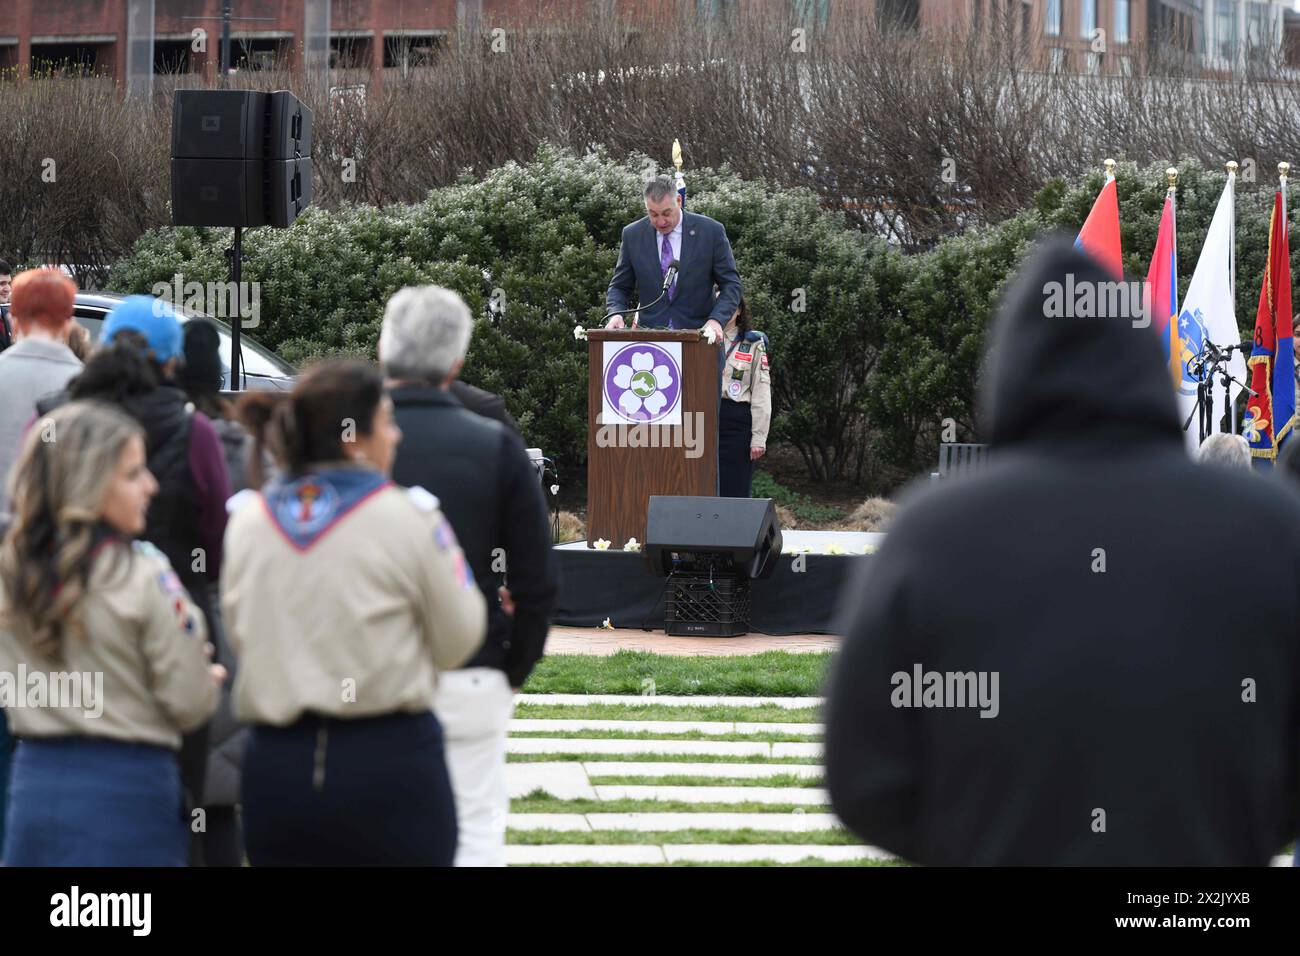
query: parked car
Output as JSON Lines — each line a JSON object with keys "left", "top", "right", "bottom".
{"left": 73, "top": 292, "right": 296, "bottom": 391}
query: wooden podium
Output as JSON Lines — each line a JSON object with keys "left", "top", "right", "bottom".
{"left": 586, "top": 329, "right": 718, "bottom": 549}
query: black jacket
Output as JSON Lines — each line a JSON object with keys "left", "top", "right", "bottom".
{"left": 825, "top": 237, "right": 1300, "bottom": 866}
{"left": 389, "top": 384, "right": 557, "bottom": 687}
{"left": 450, "top": 379, "right": 520, "bottom": 434}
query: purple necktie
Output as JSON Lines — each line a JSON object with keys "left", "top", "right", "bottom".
{"left": 661, "top": 233, "right": 676, "bottom": 329}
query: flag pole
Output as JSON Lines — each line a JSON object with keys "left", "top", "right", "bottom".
{"left": 1226, "top": 161, "right": 1237, "bottom": 309}
{"left": 1281, "top": 162, "right": 1290, "bottom": 238}
{"left": 672, "top": 138, "right": 686, "bottom": 211}
{"left": 1167, "top": 166, "right": 1180, "bottom": 388}
{"left": 1226, "top": 161, "right": 1239, "bottom": 434}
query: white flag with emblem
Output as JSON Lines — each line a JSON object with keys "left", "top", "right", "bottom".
{"left": 1176, "top": 175, "right": 1243, "bottom": 452}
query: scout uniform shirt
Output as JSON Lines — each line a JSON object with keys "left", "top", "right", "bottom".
{"left": 721, "top": 328, "right": 773, "bottom": 448}
{"left": 221, "top": 465, "right": 487, "bottom": 727}
{"left": 0, "top": 538, "right": 217, "bottom": 750}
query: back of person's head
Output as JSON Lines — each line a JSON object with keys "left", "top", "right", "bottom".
{"left": 237, "top": 359, "right": 384, "bottom": 485}
{"left": 982, "top": 236, "right": 1181, "bottom": 453}
{"left": 1276, "top": 434, "right": 1300, "bottom": 487}
{"left": 179, "top": 318, "right": 225, "bottom": 415}
{"left": 67, "top": 330, "right": 160, "bottom": 405}
{"left": 378, "top": 285, "right": 473, "bottom": 385}
{"left": 101, "top": 295, "right": 183, "bottom": 371}
{"left": 1197, "top": 432, "right": 1252, "bottom": 470}
{"left": 734, "top": 295, "right": 751, "bottom": 335}
{"left": 0, "top": 401, "right": 144, "bottom": 660}
{"left": 65, "top": 322, "right": 91, "bottom": 362}
{"left": 9, "top": 268, "right": 76, "bottom": 336}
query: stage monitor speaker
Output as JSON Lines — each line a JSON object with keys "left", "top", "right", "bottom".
{"left": 644, "top": 496, "right": 783, "bottom": 580}
{"left": 171, "top": 90, "right": 314, "bottom": 228}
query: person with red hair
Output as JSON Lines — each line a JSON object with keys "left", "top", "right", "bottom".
{"left": 0, "top": 266, "right": 83, "bottom": 857}
{"left": 0, "top": 268, "right": 83, "bottom": 514}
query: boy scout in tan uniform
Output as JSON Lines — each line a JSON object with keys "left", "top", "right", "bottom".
{"left": 719, "top": 327, "right": 773, "bottom": 496}
{"left": 721, "top": 329, "right": 773, "bottom": 449}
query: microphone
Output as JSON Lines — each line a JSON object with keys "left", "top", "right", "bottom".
{"left": 662, "top": 259, "right": 680, "bottom": 292}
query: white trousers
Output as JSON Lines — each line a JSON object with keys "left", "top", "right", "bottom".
{"left": 432, "top": 667, "right": 515, "bottom": 867}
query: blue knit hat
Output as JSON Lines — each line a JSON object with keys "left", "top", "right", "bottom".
{"left": 102, "top": 295, "right": 183, "bottom": 363}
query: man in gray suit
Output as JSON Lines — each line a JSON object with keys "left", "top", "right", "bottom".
{"left": 605, "top": 176, "right": 742, "bottom": 338}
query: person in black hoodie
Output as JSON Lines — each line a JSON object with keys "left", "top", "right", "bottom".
{"left": 825, "top": 236, "right": 1300, "bottom": 866}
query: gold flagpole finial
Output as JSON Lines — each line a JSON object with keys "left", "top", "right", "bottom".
{"left": 1103, "top": 158, "right": 1115, "bottom": 179}
{"left": 1279, "top": 161, "right": 1290, "bottom": 179}
{"left": 1225, "top": 160, "right": 1239, "bottom": 176}
{"left": 1165, "top": 167, "right": 1178, "bottom": 190}
{"left": 672, "top": 139, "right": 683, "bottom": 173}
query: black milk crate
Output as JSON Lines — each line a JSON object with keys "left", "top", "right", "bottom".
{"left": 664, "top": 573, "right": 750, "bottom": 637}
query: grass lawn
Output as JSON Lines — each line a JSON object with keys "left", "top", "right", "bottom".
{"left": 511, "top": 859, "right": 905, "bottom": 867}
{"left": 507, "top": 752, "right": 822, "bottom": 765}
{"left": 512, "top": 795, "right": 830, "bottom": 814}
{"left": 508, "top": 728, "right": 819, "bottom": 743}
{"left": 584, "top": 774, "right": 823, "bottom": 788}
{"left": 522, "top": 650, "right": 832, "bottom": 697}
{"left": 512, "top": 702, "right": 822, "bottom": 723}
{"left": 507, "top": 828, "right": 856, "bottom": 845}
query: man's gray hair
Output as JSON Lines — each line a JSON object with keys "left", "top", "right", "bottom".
{"left": 379, "top": 285, "right": 474, "bottom": 384}
{"left": 645, "top": 175, "right": 676, "bottom": 202}
{"left": 1197, "top": 432, "right": 1252, "bottom": 470}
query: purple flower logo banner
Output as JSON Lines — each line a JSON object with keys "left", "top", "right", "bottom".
{"left": 601, "top": 342, "right": 683, "bottom": 425}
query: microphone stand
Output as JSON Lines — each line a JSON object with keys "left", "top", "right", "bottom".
{"left": 600, "top": 269, "right": 677, "bottom": 330}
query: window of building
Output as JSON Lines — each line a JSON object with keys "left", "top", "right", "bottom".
{"left": 1114, "top": 0, "right": 1130, "bottom": 44}
{"left": 1080, "top": 0, "right": 1097, "bottom": 38}
{"left": 1247, "top": 2, "right": 1267, "bottom": 48}
{"left": 1045, "top": 0, "right": 1061, "bottom": 36}
{"left": 697, "top": 0, "right": 738, "bottom": 21}
{"left": 793, "top": 0, "right": 831, "bottom": 30}
{"left": 877, "top": 0, "right": 920, "bottom": 30}
{"left": 384, "top": 33, "right": 444, "bottom": 72}
{"left": 1216, "top": 0, "right": 1237, "bottom": 61}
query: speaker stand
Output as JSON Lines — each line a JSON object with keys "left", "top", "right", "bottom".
{"left": 226, "top": 225, "right": 244, "bottom": 391}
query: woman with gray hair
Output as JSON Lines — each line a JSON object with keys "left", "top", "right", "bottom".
{"left": 1196, "top": 432, "right": 1252, "bottom": 469}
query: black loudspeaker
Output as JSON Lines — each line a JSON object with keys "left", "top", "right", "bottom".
{"left": 644, "top": 496, "right": 783, "bottom": 580}
{"left": 171, "top": 90, "right": 313, "bottom": 228}
{"left": 172, "top": 90, "right": 268, "bottom": 159}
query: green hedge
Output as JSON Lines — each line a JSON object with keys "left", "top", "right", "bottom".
{"left": 108, "top": 150, "right": 1293, "bottom": 491}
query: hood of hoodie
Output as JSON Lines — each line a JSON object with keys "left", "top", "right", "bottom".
{"left": 981, "top": 235, "right": 1184, "bottom": 453}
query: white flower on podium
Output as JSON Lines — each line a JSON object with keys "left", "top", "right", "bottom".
{"left": 599, "top": 617, "right": 614, "bottom": 629}
{"left": 573, "top": 324, "right": 588, "bottom": 341}
{"left": 827, "top": 543, "right": 845, "bottom": 555}
{"left": 612, "top": 351, "right": 674, "bottom": 417}
{"left": 623, "top": 537, "right": 641, "bottom": 552}
{"left": 593, "top": 538, "right": 611, "bottom": 550}
{"left": 699, "top": 324, "right": 719, "bottom": 345}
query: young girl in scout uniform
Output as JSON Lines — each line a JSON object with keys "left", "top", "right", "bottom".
{"left": 226, "top": 360, "right": 486, "bottom": 866}
{"left": 719, "top": 296, "right": 773, "bottom": 497}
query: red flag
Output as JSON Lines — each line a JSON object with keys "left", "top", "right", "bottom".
{"left": 1076, "top": 178, "right": 1123, "bottom": 279}
{"left": 1245, "top": 191, "right": 1296, "bottom": 461}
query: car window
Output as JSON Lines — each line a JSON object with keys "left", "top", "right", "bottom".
{"left": 73, "top": 306, "right": 295, "bottom": 382}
